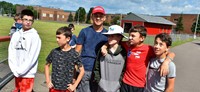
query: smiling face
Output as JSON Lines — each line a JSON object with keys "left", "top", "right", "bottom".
{"left": 91, "top": 13, "right": 106, "bottom": 26}
{"left": 154, "top": 37, "right": 169, "bottom": 58}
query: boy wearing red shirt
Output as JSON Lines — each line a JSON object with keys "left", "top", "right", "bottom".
{"left": 120, "top": 25, "right": 174, "bottom": 92}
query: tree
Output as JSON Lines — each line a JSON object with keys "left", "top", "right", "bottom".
{"left": 111, "top": 16, "right": 120, "bottom": 25}
{"left": 191, "top": 14, "right": 200, "bottom": 36}
{"left": 175, "top": 14, "right": 184, "bottom": 34}
{"left": 0, "top": 1, "right": 15, "bottom": 16}
{"left": 67, "top": 12, "right": 73, "bottom": 22}
{"left": 85, "top": 7, "right": 93, "bottom": 24}
{"left": 127, "top": 12, "right": 133, "bottom": 15}
{"left": 27, "top": 6, "right": 38, "bottom": 19}
{"left": 74, "top": 7, "right": 86, "bottom": 23}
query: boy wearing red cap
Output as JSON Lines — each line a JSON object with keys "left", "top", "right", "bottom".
{"left": 75, "top": 6, "right": 107, "bottom": 92}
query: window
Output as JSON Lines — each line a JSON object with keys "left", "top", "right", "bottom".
{"left": 57, "top": 15, "right": 59, "bottom": 18}
{"left": 42, "top": 13, "right": 46, "bottom": 17}
{"left": 49, "top": 14, "right": 53, "bottom": 18}
{"left": 174, "top": 18, "right": 178, "bottom": 22}
{"left": 62, "top": 15, "right": 65, "bottom": 18}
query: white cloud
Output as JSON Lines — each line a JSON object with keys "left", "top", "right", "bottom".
{"left": 1, "top": 0, "right": 200, "bottom": 15}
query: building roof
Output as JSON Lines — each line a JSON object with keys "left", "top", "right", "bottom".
{"left": 122, "top": 13, "right": 175, "bottom": 25}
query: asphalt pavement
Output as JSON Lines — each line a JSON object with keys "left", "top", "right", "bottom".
{"left": 171, "top": 40, "right": 200, "bottom": 92}
{"left": 1, "top": 40, "right": 200, "bottom": 92}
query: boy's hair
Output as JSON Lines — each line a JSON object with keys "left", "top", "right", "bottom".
{"left": 21, "top": 9, "right": 34, "bottom": 20}
{"left": 155, "top": 33, "right": 172, "bottom": 47}
{"left": 56, "top": 26, "right": 72, "bottom": 38}
{"left": 129, "top": 25, "right": 147, "bottom": 38}
{"left": 68, "top": 23, "right": 75, "bottom": 29}
{"left": 14, "top": 13, "right": 21, "bottom": 21}
{"left": 68, "top": 23, "right": 75, "bottom": 31}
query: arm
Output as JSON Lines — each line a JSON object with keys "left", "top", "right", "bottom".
{"left": 165, "top": 77, "right": 175, "bottom": 92}
{"left": 75, "top": 44, "right": 82, "bottom": 53}
{"left": 8, "top": 36, "right": 19, "bottom": 77}
{"left": 160, "top": 52, "right": 175, "bottom": 76}
{"left": 68, "top": 66, "right": 84, "bottom": 91}
{"left": 45, "top": 63, "right": 54, "bottom": 88}
{"left": 101, "top": 43, "right": 108, "bottom": 56}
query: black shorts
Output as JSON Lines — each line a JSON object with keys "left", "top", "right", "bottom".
{"left": 120, "top": 82, "right": 144, "bottom": 92}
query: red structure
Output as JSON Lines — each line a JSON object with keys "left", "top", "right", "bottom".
{"left": 121, "top": 13, "right": 175, "bottom": 35}
{"left": 0, "top": 36, "right": 11, "bottom": 42}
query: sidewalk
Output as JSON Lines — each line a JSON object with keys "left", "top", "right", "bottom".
{"left": 171, "top": 40, "right": 200, "bottom": 92}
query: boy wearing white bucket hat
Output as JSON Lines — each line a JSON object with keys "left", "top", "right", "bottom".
{"left": 93, "top": 25, "right": 127, "bottom": 92}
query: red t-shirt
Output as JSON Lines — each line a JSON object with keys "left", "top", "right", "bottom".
{"left": 122, "top": 42, "right": 154, "bottom": 87}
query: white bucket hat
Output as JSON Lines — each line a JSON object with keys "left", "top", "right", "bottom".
{"left": 103, "top": 25, "right": 127, "bottom": 38}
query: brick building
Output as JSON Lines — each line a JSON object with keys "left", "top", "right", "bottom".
{"left": 16, "top": 6, "right": 75, "bottom": 22}
{"left": 169, "top": 14, "right": 197, "bottom": 34}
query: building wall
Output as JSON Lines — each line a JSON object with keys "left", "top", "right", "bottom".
{"left": 144, "top": 22, "right": 172, "bottom": 35}
{"left": 121, "top": 20, "right": 172, "bottom": 35}
{"left": 17, "top": 6, "right": 75, "bottom": 22}
{"left": 170, "top": 14, "right": 197, "bottom": 34}
{"left": 121, "top": 20, "right": 144, "bottom": 33}
{"left": 105, "top": 14, "right": 126, "bottom": 24}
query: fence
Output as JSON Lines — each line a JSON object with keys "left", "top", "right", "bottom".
{"left": 0, "top": 36, "right": 14, "bottom": 90}
{"left": 144, "top": 34, "right": 194, "bottom": 45}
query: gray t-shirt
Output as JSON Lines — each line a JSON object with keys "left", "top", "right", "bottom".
{"left": 144, "top": 58, "right": 176, "bottom": 92}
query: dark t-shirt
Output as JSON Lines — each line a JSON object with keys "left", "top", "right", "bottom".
{"left": 76, "top": 25, "right": 108, "bottom": 71}
{"left": 46, "top": 47, "right": 82, "bottom": 90}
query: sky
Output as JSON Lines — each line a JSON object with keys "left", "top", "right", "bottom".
{"left": 2, "top": 0, "right": 200, "bottom": 16}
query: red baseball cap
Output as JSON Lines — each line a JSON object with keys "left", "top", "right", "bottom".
{"left": 92, "top": 6, "right": 105, "bottom": 14}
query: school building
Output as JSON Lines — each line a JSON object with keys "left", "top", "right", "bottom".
{"left": 16, "top": 5, "right": 76, "bottom": 22}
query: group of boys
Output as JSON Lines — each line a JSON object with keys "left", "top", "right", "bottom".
{"left": 8, "top": 6, "right": 176, "bottom": 92}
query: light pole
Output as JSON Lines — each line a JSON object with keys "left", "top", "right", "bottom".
{"left": 77, "top": 10, "right": 80, "bottom": 25}
{"left": 194, "top": 14, "right": 199, "bottom": 39}
{"left": 37, "top": 5, "right": 39, "bottom": 20}
{"left": 0, "top": 7, "right": 2, "bottom": 16}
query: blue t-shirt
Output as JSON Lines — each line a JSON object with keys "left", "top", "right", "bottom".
{"left": 77, "top": 25, "right": 108, "bottom": 71}
{"left": 69, "top": 34, "right": 77, "bottom": 46}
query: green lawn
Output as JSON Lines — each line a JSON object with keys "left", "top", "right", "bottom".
{"left": 0, "top": 16, "right": 86, "bottom": 72}
{"left": 0, "top": 16, "right": 196, "bottom": 73}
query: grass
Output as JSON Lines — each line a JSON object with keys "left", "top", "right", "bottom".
{"left": 0, "top": 16, "right": 86, "bottom": 72}
{"left": 0, "top": 16, "right": 196, "bottom": 73}
{"left": 171, "top": 38, "right": 194, "bottom": 47}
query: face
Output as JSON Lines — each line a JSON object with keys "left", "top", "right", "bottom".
{"left": 16, "top": 19, "right": 22, "bottom": 24}
{"left": 107, "top": 34, "right": 122, "bottom": 46}
{"left": 154, "top": 38, "right": 169, "bottom": 57}
{"left": 22, "top": 15, "right": 34, "bottom": 31}
{"left": 71, "top": 28, "right": 75, "bottom": 32}
{"left": 56, "top": 34, "right": 70, "bottom": 47}
{"left": 128, "top": 32, "right": 144, "bottom": 46}
{"left": 92, "top": 13, "right": 106, "bottom": 26}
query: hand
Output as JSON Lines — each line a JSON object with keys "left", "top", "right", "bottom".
{"left": 101, "top": 45, "right": 108, "bottom": 56}
{"left": 46, "top": 81, "right": 54, "bottom": 88}
{"left": 67, "top": 84, "right": 76, "bottom": 92}
{"left": 159, "top": 61, "right": 169, "bottom": 76}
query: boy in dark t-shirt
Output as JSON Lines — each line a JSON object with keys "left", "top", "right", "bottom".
{"left": 45, "top": 26, "right": 84, "bottom": 92}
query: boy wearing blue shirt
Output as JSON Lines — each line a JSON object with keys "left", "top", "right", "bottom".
{"left": 76, "top": 6, "right": 108, "bottom": 92}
